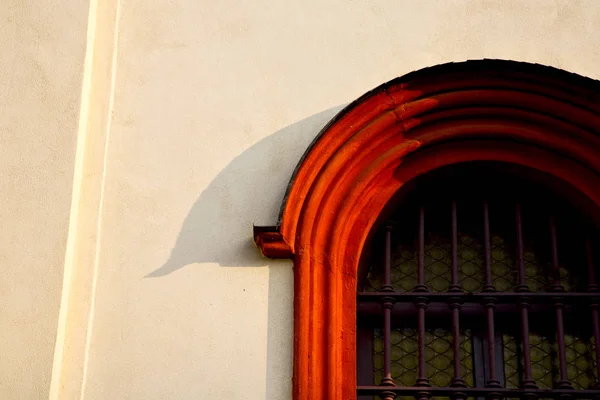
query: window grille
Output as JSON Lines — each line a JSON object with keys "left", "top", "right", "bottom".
{"left": 357, "top": 164, "right": 600, "bottom": 400}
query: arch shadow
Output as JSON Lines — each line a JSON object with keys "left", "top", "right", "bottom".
{"left": 146, "top": 105, "right": 345, "bottom": 399}
{"left": 148, "top": 105, "right": 344, "bottom": 276}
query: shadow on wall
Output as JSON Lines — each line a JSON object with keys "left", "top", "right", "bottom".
{"left": 147, "top": 105, "right": 345, "bottom": 276}
{"left": 145, "top": 106, "right": 345, "bottom": 399}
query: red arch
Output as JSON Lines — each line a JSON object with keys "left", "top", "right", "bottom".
{"left": 254, "top": 60, "right": 600, "bottom": 399}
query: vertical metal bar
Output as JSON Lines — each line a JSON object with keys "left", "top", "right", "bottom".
{"left": 587, "top": 239, "right": 598, "bottom": 292}
{"left": 446, "top": 201, "right": 465, "bottom": 400}
{"left": 383, "top": 225, "right": 391, "bottom": 384}
{"left": 483, "top": 200, "right": 494, "bottom": 292}
{"left": 592, "top": 304, "right": 600, "bottom": 390}
{"left": 482, "top": 200, "right": 501, "bottom": 390}
{"left": 549, "top": 216, "right": 572, "bottom": 390}
{"left": 549, "top": 216, "right": 564, "bottom": 291}
{"left": 586, "top": 238, "right": 600, "bottom": 388}
{"left": 472, "top": 333, "right": 486, "bottom": 389}
{"left": 415, "top": 297, "right": 431, "bottom": 400}
{"left": 450, "top": 304, "right": 465, "bottom": 387}
{"left": 493, "top": 333, "right": 506, "bottom": 386}
{"left": 519, "top": 305, "right": 535, "bottom": 387}
{"left": 414, "top": 207, "right": 430, "bottom": 399}
{"left": 416, "top": 302, "right": 429, "bottom": 387}
{"left": 382, "top": 310, "right": 392, "bottom": 386}
{"left": 450, "top": 200, "right": 460, "bottom": 292}
{"left": 515, "top": 204, "right": 536, "bottom": 390}
{"left": 380, "top": 223, "right": 395, "bottom": 395}
{"left": 484, "top": 300, "right": 500, "bottom": 388}
{"left": 516, "top": 204, "right": 527, "bottom": 290}
{"left": 591, "top": 302, "right": 600, "bottom": 391}
{"left": 449, "top": 200, "right": 466, "bottom": 398}
{"left": 416, "top": 206, "right": 427, "bottom": 292}
{"left": 555, "top": 303, "right": 572, "bottom": 389}
{"left": 383, "top": 223, "right": 393, "bottom": 293}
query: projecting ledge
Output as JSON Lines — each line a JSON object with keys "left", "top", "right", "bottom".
{"left": 253, "top": 225, "right": 293, "bottom": 259}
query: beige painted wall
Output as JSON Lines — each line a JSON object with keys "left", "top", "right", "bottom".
{"left": 5, "top": 1, "right": 600, "bottom": 399}
{"left": 0, "top": 1, "right": 89, "bottom": 399}
{"left": 75, "top": 1, "right": 600, "bottom": 399}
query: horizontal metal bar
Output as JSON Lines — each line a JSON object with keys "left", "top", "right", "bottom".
{"left": 358, "top": 291, "right": 600, "bottom": 303}
{"left": 356, "top": 385, "right": 600, "bottom": 398}
{"left": 357, "top": 301, "right": 590, "bottom": 330}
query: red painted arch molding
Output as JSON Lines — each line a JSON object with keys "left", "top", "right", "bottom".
{"left": 253, "top": 60, "right": 600, "bottom": 399}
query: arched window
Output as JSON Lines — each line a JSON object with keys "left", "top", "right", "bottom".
{"left": 254, "top": 60, "right": 600, "bottom": 399}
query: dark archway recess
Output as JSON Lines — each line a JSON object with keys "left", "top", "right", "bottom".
{"left": 253, "top": 60, "right": 600, "bottom": 400}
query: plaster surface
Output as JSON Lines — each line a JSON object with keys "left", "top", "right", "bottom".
{"left": 5, "top": 1, "right": 600, "bottom": 399}
{"left": 0, "top": 1, "right": 89, "bottom": 399}
{"left": 77, "top": 1, "right": 600, "bottom": 398}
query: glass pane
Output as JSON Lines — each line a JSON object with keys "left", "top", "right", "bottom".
{"left": 366, "top": 235, "right": 453, "bottom": 293}
{"left": 501, "top": 331, "right": 598, "bottom": 389}
{"left": 373, "top": 328, "right": 474, "bottom": 387}
{"left": 365, "top": 232, "right": 556, "bottom": 293}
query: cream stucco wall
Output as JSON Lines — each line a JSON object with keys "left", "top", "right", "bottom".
{"left": 0, "top": 1, "right": 89, "bottom": 399}
{"left": 4, "top": 1, "right": 600, "bottom": 399}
